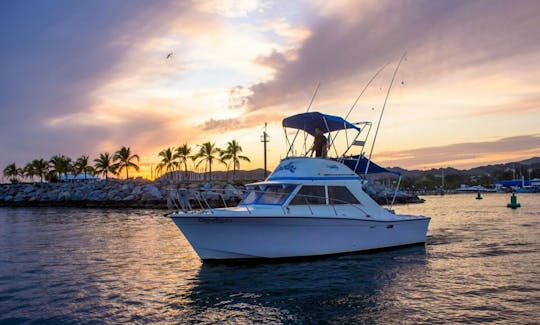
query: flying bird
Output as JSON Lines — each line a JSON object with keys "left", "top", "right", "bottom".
{"left": 166, "top": 52, "right": 173, "bottom": 59}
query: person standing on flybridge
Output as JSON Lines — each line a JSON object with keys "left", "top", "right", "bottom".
{"left": 309, "top": 126, "right": 327, "bottom": 158}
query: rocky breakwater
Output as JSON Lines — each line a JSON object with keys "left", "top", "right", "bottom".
{"left": 0, "top": 181, "right": 167, "bottom": 208}
{"left": 0, "top": 180, "right": 423, "bottom": 209}
{"left": 363, "top": 182, "right": 425, "bottom": 205}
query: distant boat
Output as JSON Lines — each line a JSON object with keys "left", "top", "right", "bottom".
{"left": 456, "top": 184, "right": 496, "bottom": 193}
{"left": 513, "top": 186, "right": 536, "bottom": 193}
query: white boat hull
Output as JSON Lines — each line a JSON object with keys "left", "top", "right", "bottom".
{"left": 172, "top": 215, "right": 430, "bottom": 260}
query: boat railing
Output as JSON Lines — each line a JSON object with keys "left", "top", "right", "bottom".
{"left": 167, "top": 188, "right": 371, "bottom": 218}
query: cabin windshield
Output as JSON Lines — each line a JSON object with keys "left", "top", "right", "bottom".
{"left": 240, "top": 184, "right": 296, "bottom": 205}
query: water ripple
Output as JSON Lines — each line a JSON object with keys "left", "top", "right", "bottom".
{"left": 1, "top": 194, "right": 539, "bottom": 324}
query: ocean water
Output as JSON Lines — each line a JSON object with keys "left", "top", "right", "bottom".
{"left": 0, "top": 193, "right": 539, "bottom": 324}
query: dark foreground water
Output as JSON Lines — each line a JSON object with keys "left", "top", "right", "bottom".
{"left": 1, "top": 194, "right": 539, "bottom": 324}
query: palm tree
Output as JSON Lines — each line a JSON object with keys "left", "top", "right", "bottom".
{"left": 193, "top": 142, "right": 222, "bottom": 181}
{"left": 74, "top": 155, "right": 94, "bottom": 180}
{"left": 220, "top": 140, "right": 251, "bottom": 180}
{"left": 175, "top": 144, "right": 192, "bottom": 180}
{"left": 155, "top": 147, "right": 178, "bottom": 178}
{"left": 94, "top": 152, "right": 115, "bottom": 181}
{"left": 23, "top": 162, "right": 36, "bottom": 181}
{"left": 3, "top": 163, "right": 20, "bottom": 183}
{"left": 49, "top": 155, "right": 72, "bottom": 181}
{"left": 32, "top": 159, "right": 49, "bottom": 182}
{"left": 113, "top": 146, "right": 140, "bottom": 179}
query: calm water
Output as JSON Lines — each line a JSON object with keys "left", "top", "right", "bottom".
{"left": 1, "top": 194, "right": 539, "bottom": 324}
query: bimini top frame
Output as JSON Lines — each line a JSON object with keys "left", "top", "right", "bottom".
{"left": 282, "top": 111, "right": 372, "bottom": 160}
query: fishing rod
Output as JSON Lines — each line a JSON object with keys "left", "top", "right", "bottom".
{"left": 364, "top": 52, "right": 407, "bottom": 177}
{"left": 345, "top": 61, "right": 391, "bottom": 120}
{"left": 330, "top": 60, "right": 392, "bottom": 151}
{"left": 285, "top": 82, "right": 321, "bottom": 157}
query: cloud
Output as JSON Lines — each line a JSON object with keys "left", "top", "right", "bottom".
{"left": 375, "top": 134, "right": 540, "bottom": 169}
{"left": 200, "top": 111, "right": 284, "bottom": 132}
{"left": 245, "top": 0, "right": 540, "bottom": 111}
{"left": 468, "top": 94, "right": 540, "bottom": 117}
{"left": 0, "top": 1, "right": 189, "bottom": 167}
{"left": 195, "top": 0, "right": 262, "bottom": 17}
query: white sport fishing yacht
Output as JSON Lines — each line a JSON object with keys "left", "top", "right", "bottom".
{"left": 170, "top": 112, "right": 430, "bottom": 261}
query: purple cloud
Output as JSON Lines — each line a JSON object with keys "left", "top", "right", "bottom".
{"left": 246, "top": 0, "right": 540, "bottom": 111}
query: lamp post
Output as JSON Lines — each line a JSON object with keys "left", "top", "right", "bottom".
{"left": 261, "top": 123, "right": 269, "bottom": 178}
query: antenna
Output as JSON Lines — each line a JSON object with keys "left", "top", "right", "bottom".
{"left": 261, "top": 122, "right": 269, "bottom": 178}
{"left": 364, "top": 52, "right": 407, "bottom": 177}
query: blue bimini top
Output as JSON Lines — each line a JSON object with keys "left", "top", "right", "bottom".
{"left": 282, "top": 112, "right": 361, "bottom": 136}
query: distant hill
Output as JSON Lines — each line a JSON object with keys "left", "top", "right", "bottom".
{"left": 157, "top": 157, "right": 539, "bottom": 190}
{"left": 386, "top": 157, "right": 540, "bottom": 177}
{"left": 380, "top": 156, "right": 540, "bottom": 191}
{"left": 516, "top": 157, "right": 540, "bottom": 165}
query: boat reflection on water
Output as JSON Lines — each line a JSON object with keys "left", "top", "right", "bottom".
{"left": 180, "top": 245, "right": 427, "bottom": 324}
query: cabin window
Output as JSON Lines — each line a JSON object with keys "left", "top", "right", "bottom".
{"left": 256, "top": 185, "right": 295, "bottom": 205}
{"left": 290, "top": 185, "right": 326, "bottom": 205}
{"left": 328, "top": 186, "right": 360, "bottom": 204}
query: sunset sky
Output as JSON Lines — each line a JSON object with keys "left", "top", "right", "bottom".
{"left": 1, "top": 0, "right": 539, "bottom": 179}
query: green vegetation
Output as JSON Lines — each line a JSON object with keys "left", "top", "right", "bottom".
{"left": 3, "top": 163, "right": 22, "bottom": 183}
{"left": 220, "top": 140, "right": 251, "bottom": 180}
{"left": 155, "top": 147, "right": 178, "bottom": 176}
{"left": 2, "top": 147, "right": 141, "bottom": 183}
{"left": 376, "top": 162, "right": 540, "bottom": 192}
{"left": 193, "top": 142, "right": 222, "bottom": 181}
{"left": 74, "top": 155, "right": 94, "bottom": 180}
{"left": 176, "top": 144, "right": 191, "bottom": 180}
{"left": 151, "top": 140, "right": 251, "bottom": 181}
{"left": 93, "top": 153, "right": 115, "bottom": 181}
{"left": 2, "top": 140, "right": 252, "bottom": 184}
{"left": 112, "top": 146, "right": 140, "bottom": 180}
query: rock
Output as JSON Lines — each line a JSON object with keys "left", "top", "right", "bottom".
{"left": 58, "top": 191, "right": 71, "bottom": 201}
{"left": 141, "top": 192, "right": 156, "bottom": 201}
{"left": 202, "top": 182, "right": 212, "bottom": 190}
{"left": 132, "top": 186, "right": 143, "bottom": 196}
{"left": 202, "top": 191, "right": 220, "bottom": 201}
{"left": 106, "top": 190, "right": 119, "bottom": 200}
{"left": 223, "top": 184, "right": 243, "bottom": 200}
{"left": 47, "top": 191, "right": 58, "bottom": 201}
{"left": 71, "top": 192, "right": 84, "bottom": 201}
{"left": 88, "top": 190, "right": 106, "bottom": 201}
{"left": 14, "top": 194, "right": 25, "bottom": 202}
{"left": 141, "top": 185, "right": 163, "bottom": 200}
{"left": 123, "top": 194, "right": 135, "bottom": 201}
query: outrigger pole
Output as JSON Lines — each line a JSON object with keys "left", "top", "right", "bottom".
{"left": 364, "top": 52, "right": 407, "bottom": 177}
{"left": 330, "top": 60, "right": 392, "bottom": 154}
{"left": 285, "top": 82, "right": 321, "bottom": 157}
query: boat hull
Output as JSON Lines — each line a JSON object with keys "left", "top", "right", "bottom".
{"left": 172, "top": 216, "right": 430, "bottom": 260}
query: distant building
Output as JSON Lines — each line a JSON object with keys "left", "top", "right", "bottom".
{"left": 59, "top": 173, "right": 100, "bottom": 182}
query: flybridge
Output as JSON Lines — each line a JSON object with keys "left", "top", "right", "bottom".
{"left": 281, "top": 111, "right": 396, "bottom": 177}
{"left": 267, "top": 157, "right": 359, "bottom": 182}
